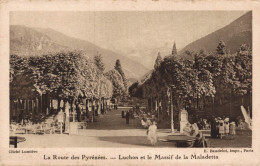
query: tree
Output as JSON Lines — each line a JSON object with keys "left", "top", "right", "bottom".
{"left": 233, "top": 44, "right": 252, "bottom": 104}
{"left": 114, "top": 59, "right": 127, "bottom": 90}
{"left": 172, "top": 42, "right": 177, "bottom": 56}
{"left": 137, "top": 50, "right": 216, "bottom": 111}
{"left": 154, "top": 52, "right": 162, "bottom": 70}
{"left": 94, "top": 53, "right": 105, "bottom": 73}
{"left": 105, "top": 69, "right": 126, "bottom": 98}
{"left": 216, "top": 40, "right": 227, "bottom": 55}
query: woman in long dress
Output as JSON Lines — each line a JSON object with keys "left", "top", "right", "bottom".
{"left": 147, "top": 121, "right": 157, "bottom": 146}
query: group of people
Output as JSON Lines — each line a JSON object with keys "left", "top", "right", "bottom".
{"left": 197, "top": 118, "right": 211, "bottom": 130}
{"left": 211, "top": 117, "right": 236, "bottom": 139}
{"left": 123, "top": 107, "right": 145, "bottom": 124}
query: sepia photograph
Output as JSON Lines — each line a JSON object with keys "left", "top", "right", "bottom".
{"left": 8, "top": 10, "right": 253, "bottom": 149}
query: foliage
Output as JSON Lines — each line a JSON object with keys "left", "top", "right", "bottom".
{"left": 216, "top": 40, "right": 227, "bottom": 55}
{"left": 172, "top": 42, "right": 177, "bottom": 56}
{"left": 10, "top": 51, "right": 113, "bottom": 101}
{"left": 154, "top": 52, "right": 162, "bottom": 70}
{"left": 114, "top": 59, "right": 127, "bottom": 90}
{"left": 130, "top": 42, "right": 252, "bottom": 111}
{"left": 94, "top": 53, "right": 105, "bottom": 73}
{"left": 105, "top": 69, "right": 126, "bottom": 98}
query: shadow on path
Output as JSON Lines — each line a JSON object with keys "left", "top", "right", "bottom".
{"left": 98, "top": 136, "right": 176, "bottom": 147}
{"left": 87, "top": 109, "right": 143, "bottom": 130}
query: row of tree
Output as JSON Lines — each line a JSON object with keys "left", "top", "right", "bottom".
{"left": 10, "top": 51, "right": 128, "bottom": 117}
{"left": 129, "top": 41, "right": 252, "bottom": 118}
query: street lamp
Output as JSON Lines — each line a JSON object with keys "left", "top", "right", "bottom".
{"left": 167, "top": 85, "right": 175, "bottom": 133}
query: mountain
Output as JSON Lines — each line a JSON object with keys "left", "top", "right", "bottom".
{"left": 10, "top": 25, "right": 69, "bottom": 55}
{"left": 125, "top": 43, "right": 172, "bottom": 70}
{"left": 10, "top": 25, "right": 149, "bottom": 79}
{"left": 179, "top": 12, "right": 252, "bottom": 57}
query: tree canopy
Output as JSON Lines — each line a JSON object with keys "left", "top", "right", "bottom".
{"left": 10, "top": 51, "right": 113, "bottom": 101}
{"left": 105, "top": 69, "right": 126, "bottom": 98}
{"left": 130, "top": 42, "right": 252, "bottom": 111}
{"left": 114, "top": 59, "right": 127, "bottom": 90}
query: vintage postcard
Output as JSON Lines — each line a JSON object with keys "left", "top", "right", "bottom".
{"left": 0, "top": 0, "right": 260, "bottom": 165}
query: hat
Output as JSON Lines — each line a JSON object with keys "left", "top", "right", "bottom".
{"left": 224, "top": 118, "right": 229, "bottom": 122}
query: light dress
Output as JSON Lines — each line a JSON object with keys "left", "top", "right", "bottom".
{"left": 147, "top": 124, "right": 157, "bottom": 145}
{"left": 229, "top": 123, "right": 236, "bottom": 135}
{"left": 224, "top": 122, "right": 229, "bottom": 134}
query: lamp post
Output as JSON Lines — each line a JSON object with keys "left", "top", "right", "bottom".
{"left": 168, "top": 85, "right": 175, "bottom": 133}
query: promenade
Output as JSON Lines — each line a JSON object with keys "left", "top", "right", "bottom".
{"left": 17, "top": 108, "right": 251, "bottom": 148}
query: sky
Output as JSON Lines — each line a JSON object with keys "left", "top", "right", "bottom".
{"left": 10, "top": 11, "right": 247, "bottom": 68}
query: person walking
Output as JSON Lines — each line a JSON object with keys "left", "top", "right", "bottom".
{"left": 126, "top": 111, "right": 130, "bottom": 124}
{"left": 147, "top": 121, "right": 157, "bottom": 146}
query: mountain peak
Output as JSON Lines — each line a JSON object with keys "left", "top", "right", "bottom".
{"left": 179, "top": 12, "right": 252, "bottom": 57}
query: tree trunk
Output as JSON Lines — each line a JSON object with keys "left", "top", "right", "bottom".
{"left": 86, "top": 99, "right": 89, "bottom": 117}
{"left": 50, "top": 98, "right": 53, "bottom": 113}
{"left": 230, "top": 90, "right": 232, "bottom": 117}
{"left": 40, "top": 95, "right": 43, "bottom": 113}
{"left": 17, "top": 99, "right": 19, "bottom": 116}
{"left": 15, "top": 99, "right": 19, "bottom": 116}
{"left": 212, "top": 97, "right": 214, "bottom": 113}
{"left": 26, "top": 100, "right": 28, "bottom": 113}
{"left": 31, "top": 100, "right": 35, "bottom": 117}
{"left": 197, "top": 94, "right": 199, "bottom": 109}
{"left": 57, "top": 98, "right": 61, "bottom": 111}
{"left": 70, "top": 99, "right": 74, "bottom": 112}
{"left": 35, "top": 97, "right": 38, "bottom": 115}
{"left": 151, "top": 96, "right": 153, "bottom": 112}
{"left": 10, "top": 100, "right": 13, "bottom": 119}
{"left": 46, "top": 92, "right": 50, "bottom": 113}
